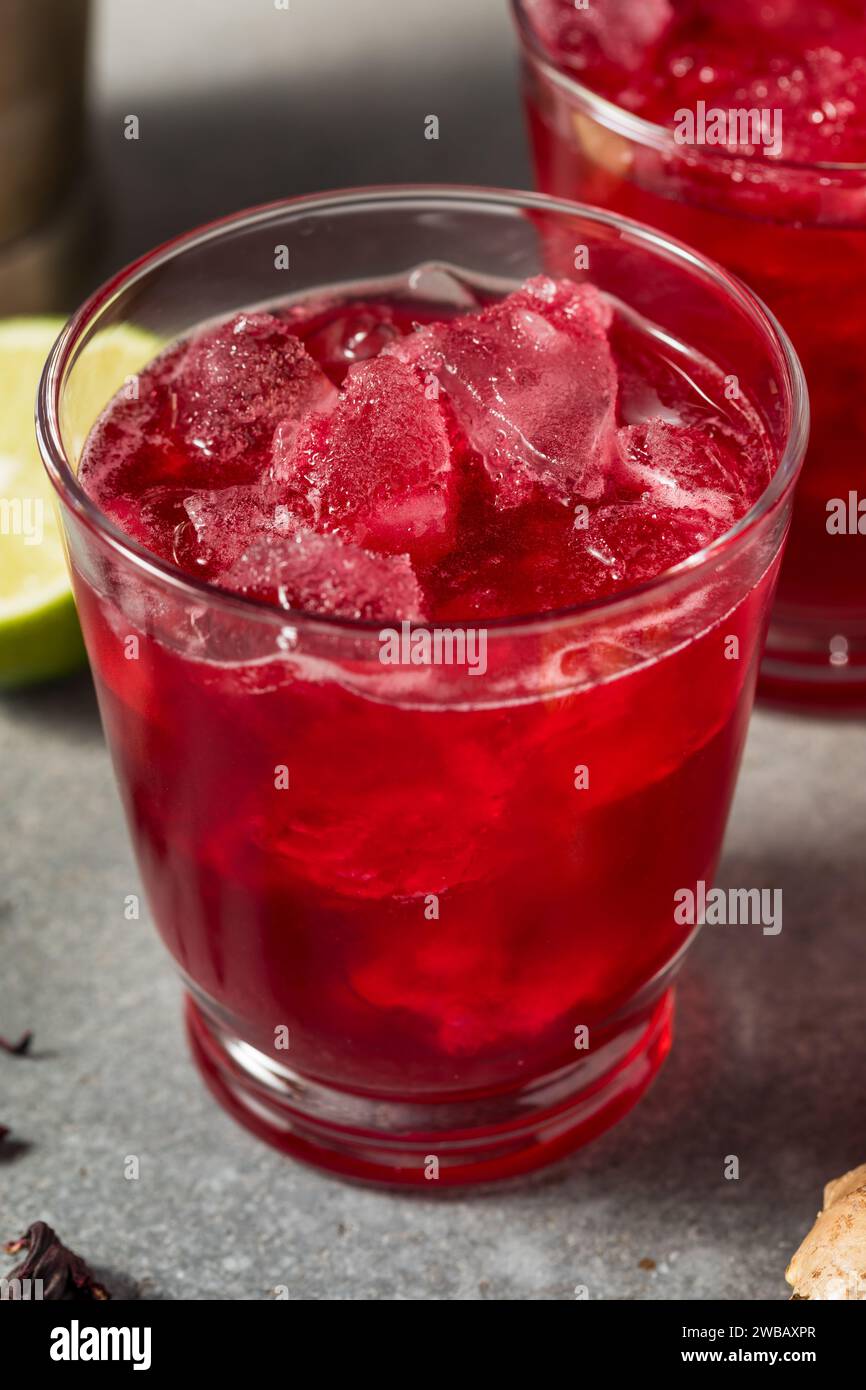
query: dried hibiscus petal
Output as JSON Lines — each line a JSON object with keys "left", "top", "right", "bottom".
{"left": 3, "top": 1222, "right": 110, "bottom": 1300}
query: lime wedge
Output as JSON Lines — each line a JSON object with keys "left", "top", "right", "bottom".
{"left": 0, "top": 317, "right": 160, "bottom": 689}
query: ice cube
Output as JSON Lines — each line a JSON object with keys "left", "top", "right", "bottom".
{"left": 103, "top": 485, "right": 191, "bottom": 564}
{"left": 221, "top": 526, "right": 426, "bottom": 622}
{"left": 386, "top": 275, "right": 619, "bottom": 509}
{"left": 249, "top": 703, "right": 512, "bottom": 904}
{"left": 173, "top": 312, "right": 337, "bottom": 465}
{"left": 760, "top": 43, "right": 866, "bottom": 160}
{"left": 593, "top": 0, "right": 673, "bottom": 69}
{"left": 179, "top": 485, "right": 293, "bottom": 575}
{"left": 273, "top": 355, "right": 456, "bottom": 561}
{"left": 286, "top": 300, "right": 404, "bottom": 385}
{"left": 525, "top": 0, "right": 674, "bottom": 72}
{"left": 616, "top": 419, "right": 758, "bottom": 528}
{"left": 578, "top": 499, "right": 725, "bottom": 595}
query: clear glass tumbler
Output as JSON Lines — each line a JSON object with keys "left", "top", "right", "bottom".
{"left": 38, "top": 189, "right": 807, "bottom": 1185}
{"left": 512, "top": 0, "right": 865, "bottom": 708}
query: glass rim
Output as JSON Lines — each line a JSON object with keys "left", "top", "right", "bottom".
{"left": 511, "top": 0, "right": 866, "bottom": 176}
{"left": 37, "top": 183, "right": 809, "bottom": 638}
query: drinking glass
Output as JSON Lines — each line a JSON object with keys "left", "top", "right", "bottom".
{"left": 512, "top": 0, "right": 863, "bottom": 707}
{"left": 38, "top": 188, "right": 807, "bottom": 1184}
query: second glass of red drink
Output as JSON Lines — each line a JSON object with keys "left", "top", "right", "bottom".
{"left": 513, "top": 0, "right": 866, "bottom": 706}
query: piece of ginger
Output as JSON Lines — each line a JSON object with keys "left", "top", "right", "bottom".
{"left": 786, "top": 1163, "right": 866, "bottom": 1300}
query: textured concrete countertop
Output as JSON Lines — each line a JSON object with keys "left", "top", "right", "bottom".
{"left": 2, "top": 0, "right": 866, "bottom": 1303}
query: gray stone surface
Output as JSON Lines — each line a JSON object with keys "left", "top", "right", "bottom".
{"left": 2, "top": 0, "right": 866, "bottom": 1304}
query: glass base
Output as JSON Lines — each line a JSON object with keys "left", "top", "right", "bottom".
{"left": 185, "top": 990, "right": 674, "bottom": 1187}
{"left": 761, "top": 608, "right": 866, "bottom": 712}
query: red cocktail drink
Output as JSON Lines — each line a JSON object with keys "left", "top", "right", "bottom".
{"left": 514, "top": 0, "right": 866, "bottom": 704}
{"left": 39, "top": 191, "right": 806, "bottom": 1184}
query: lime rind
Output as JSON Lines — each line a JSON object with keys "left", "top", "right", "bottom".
{"left": 0, "top": 318, "right": 161, "bottom": 688}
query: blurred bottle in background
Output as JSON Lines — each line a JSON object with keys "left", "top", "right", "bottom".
{"left": 0, "top": 0, "right": 92, "bottom": 313}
